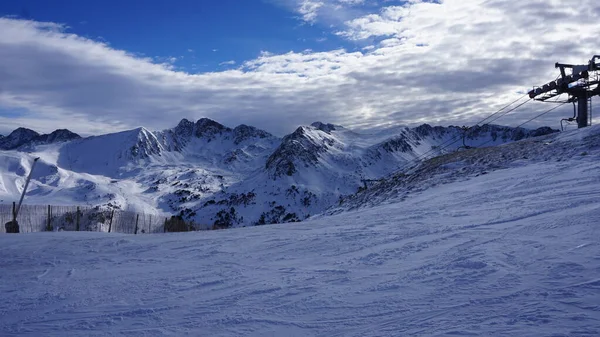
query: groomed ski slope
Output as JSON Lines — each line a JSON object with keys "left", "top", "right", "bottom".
{"left": 1, "top": 134, "right": 600, "bottom": 336}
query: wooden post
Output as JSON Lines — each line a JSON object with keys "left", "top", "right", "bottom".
{"left": 46, "top": 205, "right": 51, "bottom": 231}
{"left": 76, "top": 206, "right": 80, "bottom": 231}
{"left": 108, "top": 209, "right": 115, "bottom": 233}
{"left": 163, "top": 217, "right": 167, "bottom": 233}
{"left": 134, "top": 214, "right": 139, "bottom": 235}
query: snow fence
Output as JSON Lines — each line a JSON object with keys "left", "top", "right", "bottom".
{"left": 0, "top": 204, "right": 168, "bottom": 234}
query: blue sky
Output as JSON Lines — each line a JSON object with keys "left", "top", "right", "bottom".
{"left": 0, "top": 0, "right": 597, "bottom": 136}
{"left": 0, "top": 0, "right": 366, "bottom": 72}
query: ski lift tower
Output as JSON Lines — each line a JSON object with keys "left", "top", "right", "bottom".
{"left": 528, "top": 55, "right": 600, "bottom": 128}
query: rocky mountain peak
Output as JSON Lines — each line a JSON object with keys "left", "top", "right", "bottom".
{"left": 174, "top": 118, "right": 195, "bottom": 137}
{"left": 232, "top": 124, "right": 273, "bottom": 145}
{"left": 130, "top": 128, "right": 163, "bottom": 158}
{"left": 194, "top": 118, "right": 231, "bottom": 139}
{"left": 39, "top": 129, "right": 81, "bottom": 143}
{"left": 266, "top": 125, "right": 337, "bottom": 178}
{"left": 0, "top": 119, "right": 567, "bottom": 228}
{"left": 0, "top": 127, "right": 82, "bottom": 150}
{"left": 0, "top": 127, "right": 41, "bottom": 150}
{"left": 311, "top": 122, "right": 337, "bottom": 133}
{"left": 9, "top": 127, "right": 39, "bottom": 139}
{"left": 414, "top": 124, "right": 450, "bottom": 139}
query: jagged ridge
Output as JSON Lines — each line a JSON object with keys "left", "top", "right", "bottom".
{"left": 0, "top": 119, "right": 559, "bottom": 228}
{"left": 0, "top": 127, "right": 81, "bottom": 150}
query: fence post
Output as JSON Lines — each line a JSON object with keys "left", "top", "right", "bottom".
{"left": 46, "top": 205, "right": 52, "bottom": 231}
{"left": 163, "top": 217, "right": 167, "bottom": 233}
{"left": 76, "top": 206, "right": 80, "bottom": 231}
{"left": 108, "top": 209, "right": 115, "bottom": 233}
{"left": 134, "top": 214, "right": 139, "bottom": 235}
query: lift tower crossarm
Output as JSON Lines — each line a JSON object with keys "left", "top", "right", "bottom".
{"left": 528, "top": 55, "right": 600, "bottom": 129}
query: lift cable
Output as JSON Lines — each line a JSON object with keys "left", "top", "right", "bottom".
{"left": 389, "top": 94, "right": 533, "bottom": 177}
{"left": 385, "top": 100, "right": 564, "bottom": 191}
{"left": 476, "top": 102, "right": 567, "bottom": 149}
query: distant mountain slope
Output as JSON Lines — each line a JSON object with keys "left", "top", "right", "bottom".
{"left": 187, "top": 123, "right": 557, "bottom": 227}
{"left": 57, "top": 127, "right": 171, "bottom": 177}
{"left": 0, "top": 128, "right": 80, "bottom": 150}
{"left": 0, "top": 120, "right": 558, "bottom": 227}
{"left": 326, "top": 124, "right": 600, "bottom": 215}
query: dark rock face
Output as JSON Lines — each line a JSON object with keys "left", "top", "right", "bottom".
{"left": 414, "top": 124, "right": 433, "bottom": 137}
{"left": 414, "top": 124, "right": 449, "bottom": 140}
{"left": 194, "top": 118, "right": 231, "bottom": 140}
{"left": 129, "top": 128, "right": 163, "bottom": 159}
{"left": 174, "top": 118, "right": 195, "bottom": 138}
{"left": 166, "top": 118, "right": 276, "bottom": 151}
{"left": 381, "top": 137, "right": 413, "bottom": 153}
{"left": 530, "top": 127, "right": 558, "bottom": 137}
{"left": 0, "top": 127, "right": 40, "bottom": 150}
{"left": 36, "top": 129, "right": 81, "bottom": 143}
{"left": 366, "top": 133, "right": 414, "bottom": 162}
{"left": 158, "top": 119, "right": 194, "bottom": 151}
{"left": 266, "top": 126, "right": 335, "bottom": 178}
{"left": 233, "top": 124, "right": 272, "bottom": 145}
{"left": 0, "top": 127, "right": 81, "bottom": 150}
{"left": 311, "top": 122, "right": 337, "bottom": 133}
{"left": 465, "top": 125, "right": 558, "bottom": 142}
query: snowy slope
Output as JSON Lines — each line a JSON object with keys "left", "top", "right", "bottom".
{"left": 1, "top": 127, "right": 599, "bottom": 336}
{"left": 190, "top": 123, "right": 558, "bottom": 227}
{"left": 328, "top": 124, "right": 599, "bottom": 215}
{"left": 0, "top": 120, "right": 556, "bottom": 227}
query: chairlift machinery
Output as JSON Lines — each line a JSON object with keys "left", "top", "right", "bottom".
{"left": 528, "top": 55, "right": 600, "bottom": 129}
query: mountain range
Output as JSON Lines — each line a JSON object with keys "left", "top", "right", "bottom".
{"left": 0, "top": 128, "right": 81, "bottom": 151}
{"left": 0, "top": 119, "right": 557, "bottom": 228}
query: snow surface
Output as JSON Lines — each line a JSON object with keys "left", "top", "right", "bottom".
{"left": 1, "top": 133, "right": 599, "bottom": 335}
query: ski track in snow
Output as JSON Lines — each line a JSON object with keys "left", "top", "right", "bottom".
{"left": 1, "top": 160, "right": 600, "bottom": 336}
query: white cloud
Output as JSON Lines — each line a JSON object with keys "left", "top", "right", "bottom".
{"left": 219, "top": 60, "right": 237, "bottom": 66}
{"left": 298, "top": 0, "right": 324, "bottom": 23}
{"left": 335, "top": 0, "right": 364, "bottom": 4}
{"left": 337, "top": 6, "right": 407, "bottom": 40}
{"left": 1, "top": 0, "right": 599, "bottom": 136}
{"left": 269, "top": 0, "right": 367, "bottom": 25}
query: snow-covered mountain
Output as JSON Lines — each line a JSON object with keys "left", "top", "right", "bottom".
{"left": 325, "top": 124, "right": 597, "bottom": 215}
{"left": 0, "top": 119, "right": 557, "bottom": 227}
{"left": 2, "top": 124, "right": 599, "bottom": 336}
{"left": 0, "top": 127, "right": 80, "bottom": 151}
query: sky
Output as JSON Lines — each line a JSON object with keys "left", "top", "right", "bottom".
{"left": 0, "top": 0, "right": 599, "bottom": 136}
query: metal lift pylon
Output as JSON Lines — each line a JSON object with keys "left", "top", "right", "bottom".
{"left": 528, "top": 55, "right": 600, "bottom": 129}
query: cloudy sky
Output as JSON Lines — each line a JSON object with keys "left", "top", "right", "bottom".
{"left": 0, "top": 0, "right": 599, "bottom": 136}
